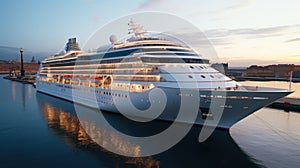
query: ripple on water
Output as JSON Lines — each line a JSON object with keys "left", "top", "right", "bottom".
{"left": 231, "top": 108, "right": 300, "bottom": 168}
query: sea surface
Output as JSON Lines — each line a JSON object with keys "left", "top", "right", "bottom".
{"left": 0, "top": 75, "right": 300, "bottom": 168}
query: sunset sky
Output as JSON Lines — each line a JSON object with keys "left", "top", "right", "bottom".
{"left": 0, "top": 0, "right": 299, "bottom": 67}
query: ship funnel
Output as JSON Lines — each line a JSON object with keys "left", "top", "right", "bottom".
{"left": 65, "top": 38, "right": 81, "bottom": 52}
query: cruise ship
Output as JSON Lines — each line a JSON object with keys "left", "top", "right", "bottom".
{"left": 36, "top": 20, "right": 292, "bottom": 129}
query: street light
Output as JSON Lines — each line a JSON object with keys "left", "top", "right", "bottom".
{"left": 20, "top": 48, "right": 25, "bottom": 77}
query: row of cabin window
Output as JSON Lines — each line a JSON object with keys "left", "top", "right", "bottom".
{"left": 188, "top": 74, "right": 223, "bottom": 79}
{"left": 189, "top": 65, "right": 208, "bottom": 70}
{"left": 60, "top": 84, "right": 129, "bottom": 98}
{"left": 96, "top": 90, "right": 128, "bottom": 98}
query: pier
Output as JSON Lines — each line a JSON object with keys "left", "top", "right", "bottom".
{"left": 3, "top": 75, "right": 36, "bottom": 87}
{"left": 1, "top": 47, "right": 38, "bottom": 87}
{"left": 268, "top": 97, "right": 300, "bottom": 112}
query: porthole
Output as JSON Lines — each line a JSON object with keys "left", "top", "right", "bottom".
{"left": 210, "top": 75, "right": 214, "bottom": 78}
{"left": 188, "top": 75, "right": 193, "bottom": 78}
{"left": 201, "top": 75, "right": 206, "bottom": 78}
{"left": 190, "top": 66, "right": 194, "bottom": 69}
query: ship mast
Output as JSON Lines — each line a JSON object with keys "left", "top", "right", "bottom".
{"left": 128, "top": 19, "right": 146, "bottom": 39}
{"left": 289, "top": 71, "right": 293, "bottom": 90}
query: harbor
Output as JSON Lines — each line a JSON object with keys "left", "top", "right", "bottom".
{"left": 1, "top": 74, "right": 300, "bottom": 167}
{"left": 1, "top": 41, "right": 300, "bottom": 167}
{"left": 1, "top": 0, "right": 300, "bottom": 167}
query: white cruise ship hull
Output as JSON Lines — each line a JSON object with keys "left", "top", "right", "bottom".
{"left": 36, "top": 80, "right": 291, "bottom": 130}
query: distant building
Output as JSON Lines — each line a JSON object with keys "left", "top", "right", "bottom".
{"left": 227, "top": 67, "right": 247, "bottom": 77}
{"left": 31, "top": 56, "right": 36, "bottom": 63}
{"left": 246, "top": 64, "right": 300, "bottom": 78}
{"left": 0, "top": 62, "right": 40, "bottom": 74}
{"left": 211, "top": 63, "right": 228, "bottom": 74}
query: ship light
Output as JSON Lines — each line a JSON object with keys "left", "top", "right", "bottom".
{"left": 149, "top": 84, "right": 154, "bottom": 89}
{"left": 156, "top": 76, "right": 160, "bottom": 81}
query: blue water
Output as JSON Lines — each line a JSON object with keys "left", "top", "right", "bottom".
{"left": 0, "top": 75, "right": 299, "bottom": 168}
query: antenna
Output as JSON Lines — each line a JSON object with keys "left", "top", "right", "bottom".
{"left": 128, "top": 19, "right": 146, "bottom": 39}
{"left": 289, "top": 71, "right": 293, "bottom": 90}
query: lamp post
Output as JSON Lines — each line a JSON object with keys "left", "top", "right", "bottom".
{"left": 20, "top": 48, "right": 25, "bottom": 77}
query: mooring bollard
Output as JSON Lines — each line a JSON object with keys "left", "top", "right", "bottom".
{"left": 284, "top": 101, "right": 290, "bottom": 112}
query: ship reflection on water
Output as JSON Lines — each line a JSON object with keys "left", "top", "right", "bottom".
{"left": 37, "top": 93, "right": 160, "bottom": 168}
{"left": 36, "top": 92, "right": 260, "bottom": 168}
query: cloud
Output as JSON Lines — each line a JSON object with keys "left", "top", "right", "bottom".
{"left": 193, "top": 24, "right": 300, "bottom": 48}
{"left": 189, "top": 0, "right": 255, "bottom": 17}
{"left": 135, "top": 0, "right": 255, "bottom": 13}
{"left": 133, "top": 0, "right": 166, "bottom": 11}
{"left": 222, "top": 0, "right": 255, "bottom": 12}
{"left": 286, "top": 38, "right": 300, "bottom": 43}
{"left": 209, "top": 38, "right": 232, "bottom": 46}
{"left": 204, "top": 24, "right": 300, "bottom": 39}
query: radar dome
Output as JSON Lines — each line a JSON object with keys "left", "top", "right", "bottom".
{"left": 109, "top": 34, "right": 118, "bottom": 44}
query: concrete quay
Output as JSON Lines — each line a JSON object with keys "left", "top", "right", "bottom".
{"left": 268, "top": 97, "right": 300, "bottom": 112}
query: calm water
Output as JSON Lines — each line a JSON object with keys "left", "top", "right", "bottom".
{"left": 0, "top": 75, "right": 299, "bottom": 168}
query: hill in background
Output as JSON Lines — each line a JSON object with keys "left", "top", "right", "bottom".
{"left": 0, "top": 46, "right": 49, "bottom": 62}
